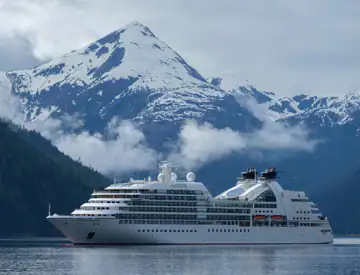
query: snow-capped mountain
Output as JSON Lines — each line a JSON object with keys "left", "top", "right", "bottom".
{"left": 7, "top": 22, "right": 240, "bottom": 129}
{"left": 232, "top": 84, "right": 360, "bottom": 128}
{"left": 7, "top": 20, "right": 360, "bottom": 133}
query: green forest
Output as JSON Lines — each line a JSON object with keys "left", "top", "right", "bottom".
{"left": 0, "top": 119, "right": 110, "bottom": 236}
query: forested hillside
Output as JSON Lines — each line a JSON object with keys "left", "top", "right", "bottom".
{"left": 313, "top": 168, "right": 360, "bottom": 234}
{"left": 0, "top": 119, "right": 110, "bottom": 236}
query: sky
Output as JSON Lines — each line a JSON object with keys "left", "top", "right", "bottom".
{"left": 0, "top": 0, "right": 360, "bottom": 96}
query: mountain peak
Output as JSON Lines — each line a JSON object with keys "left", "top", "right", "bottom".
{"left": 7, "top": 21, "right": 227, "bottom": 124}
{"left": 9, "top": 20, "right": 211, "bottom": 94}
{"left": 122, "top": 21, "right": 156, "bottom": 38}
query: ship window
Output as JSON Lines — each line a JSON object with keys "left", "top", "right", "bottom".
{"left": 254, "top": 190, "right": 277, "bottom": 202}
{"left": 240, "top": 229, "right": 242, "bottom": 232}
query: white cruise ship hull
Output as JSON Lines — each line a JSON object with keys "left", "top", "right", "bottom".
{"left": 47, "top": 216, "right": 334, "bottom": 245}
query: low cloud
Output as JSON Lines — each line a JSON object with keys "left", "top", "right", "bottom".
{"left": 54, "top": 118, "right": 159, "bottom": 175}
{"left": 168, "top": 120, "right": 247, "bottom": 170}
{"left": 0, "top": 75, "right": 158, "bottom": 175}
{"left": 169, "top": 93, "right": 318, "bottom": 170}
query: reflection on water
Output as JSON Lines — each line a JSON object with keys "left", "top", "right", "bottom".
{"left": 0, "top": 238, "right": 360, "bottom": 275}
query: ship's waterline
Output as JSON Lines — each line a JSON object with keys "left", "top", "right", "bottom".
{"left": 47, "top": 162, "right": 333, "bottom": 245}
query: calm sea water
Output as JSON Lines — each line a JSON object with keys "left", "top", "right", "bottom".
{"left": 0, "top": 238, "right": 359, "bottom": 275}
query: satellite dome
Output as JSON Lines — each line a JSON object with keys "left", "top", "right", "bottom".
{"left": 186, "top": 172, "right": 196, "bottom": 182}
{"left": 171, "top": 172, "right": 177, "bottom": 182}
{"left": 157, "top": 173, "right": 165, "bottom": 182}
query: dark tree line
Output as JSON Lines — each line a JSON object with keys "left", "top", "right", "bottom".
{"left": 0, "top": 119, "right": 110, "bottom": 236}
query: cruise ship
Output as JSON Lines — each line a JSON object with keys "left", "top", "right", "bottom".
{"left": 47, "top": 161, "right": 333, "bottom": 245}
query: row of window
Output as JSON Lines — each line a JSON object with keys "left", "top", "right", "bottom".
{"left": 117, "top": 214, "right": 198, "bottom": 220}
{"left": 92, "top": 194, "right": 206, "bottom": 201}
{"left": 127, "top": 201, "right": 198, "bottom": 207}
{"left": 207, "top": 215, "right": 251, "bottom": 221}
{"left": 119, "top": 207, "right": 250, "bottom": 214}
{"left": 99, "top": 189, "right": 204, "bottom": 195}
{"left": 116, "top": 214, "right": 251, "bottom": 221}
{"left": 123, "top": 207, "right": 199, "bottom": 213}
{"left": 288, "top": 222, "right": 325, "bottom": 227}
{"left": 117, "top": 219, "right": 251, "bottom": 226}
{"left": 207, "top": 228, "right": 250, "bottom": 233}
{"left": 74, "top": 214, "right": 112, "bottom": 216}
{"left": 291, "top": 199, "right": 310, "bottom": 202}
{"left": 137, "top": 228, "right": 198, "bottom": 233}
{"left": 254, "top": 204, "right": 277, "bottom": 208}
{"left": 88, "top": 200, "right": 122, "bottom": 204}
{"left": 208, "top": 208, "right": 251, "bottom": 213}
{"left": 213, "top": 203, "right": 254, "bottom": 208}
{"left": 252, "top": 222, "right": 287, "bottom": 227}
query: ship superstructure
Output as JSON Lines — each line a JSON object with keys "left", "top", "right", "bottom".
{"left": 47, "top": 162, "right": 333, "bottom": 245}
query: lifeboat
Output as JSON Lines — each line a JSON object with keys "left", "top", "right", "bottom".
{"left": 271, "top": 215, "right": 284, "bottom": 220}
{"left": 253, "top": 215, "right": 266, "bottom": 220}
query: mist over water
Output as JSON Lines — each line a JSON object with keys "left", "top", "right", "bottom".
{"left": 0, "top": 238, "right": 360, "bottom": 275}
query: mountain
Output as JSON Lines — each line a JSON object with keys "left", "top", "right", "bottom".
{"left": 7, "top": 22, "right": 260, "bottom": 139}
{"left": 0, "top": 119, "right": 110, "bottom": 236}
{"left": 4, "top": 21, "right": 360, "bottom": 233}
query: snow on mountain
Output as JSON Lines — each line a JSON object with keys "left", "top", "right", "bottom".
{"left": 230, "top": 84, "right": 360, "bottom": 127}
{"left": 7, "top": 22, "right": 228, "bottom": 125}
{"left": 268, "top": 93, "right": 360, "bottom": 127}
{"left": 6, "top": 20, "right": 360, "bottom": 132}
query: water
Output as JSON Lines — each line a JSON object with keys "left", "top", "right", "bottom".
{"left": 0, "top": 238, "right": 360, "bottom": 275}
